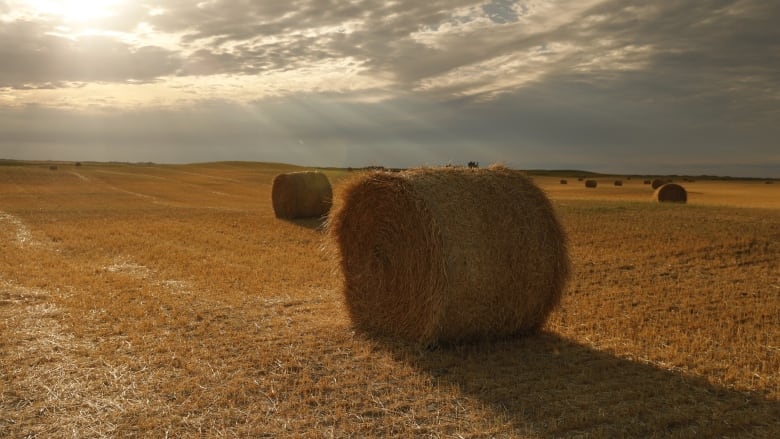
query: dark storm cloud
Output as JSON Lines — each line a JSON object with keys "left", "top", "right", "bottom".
{"left": 2, "top": 85, "right": 777, "bottom": 176}
{"left": 567, "top": 1, "right": 780, "bottom": 102}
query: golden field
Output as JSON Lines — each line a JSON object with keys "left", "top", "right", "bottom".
{"left": 0, "top": 161, "right": 778, "bottom": 438}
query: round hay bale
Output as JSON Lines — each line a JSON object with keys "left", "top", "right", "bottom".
{"left": 585, "top": 179, "right": 598, "bottom": 188}
{"left": 654, "top": 183, "right": 687, "bottom": 203}
{"left": 271, "top": 171, "right": 332, "bottom": 219}
{"left": 560, "top": 179, "right": 568, "bottom": 184}
{"left": 328, "top": 166, "right": 569, "bottom": 345}
{"left": 614, "top": 180, "right": 623, "bottom": 186}
{"left": 643, "top": 180, "right": 651, "bottom": 185}
{"left": 651, "top": 178, "right": 667, "bottom": 189}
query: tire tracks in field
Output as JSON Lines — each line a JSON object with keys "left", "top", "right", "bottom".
{"left": 0, "top": 210, "right": 34, "bottom": 246}
{"left": 91, "top": 170, "right": 245, "bottom": 207}
{"left": 0, "top": 214, "right": 332, "bottom": 436}
{"left": 0, "top": 279, "right": 150, "bottom": 438}
{"left": 68, "top": 171, "right": 89, "bottom": 182}
{"left": 102, "top": 255, "right": 195, "bottom": 294}
{"left": 0, "top": 221, "right": 156, "bottom": 436}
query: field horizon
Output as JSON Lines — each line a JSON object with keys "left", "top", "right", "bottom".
{"left": 3, "top": 157, "right": 779, "bottom": 182}
{"left": 1, "top": 161, "right": 778, "bottom": 437}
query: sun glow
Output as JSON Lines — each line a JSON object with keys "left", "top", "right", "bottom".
{"left": 18, "top": 0, "right": 124, "bottom": 22}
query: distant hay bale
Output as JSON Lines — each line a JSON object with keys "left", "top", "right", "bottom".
{"left": 585, "top": 179, "right": 598, "bottom": 188}
{"left": 654, "top": 183, "right": 687, "bottom": 203}
{"left": 651, "top": 178, "right": 666, "bottom": 189}
{"left": 614, "top": 180, "right": 623, "bottom": 186}
{"left": 49, "top": 165, "right": 58, "bottom": 171}
{"left": 328, "top": 166, "right": 569, "bottom": 345}
{"left": 271, "top": 171, "right": 332, "bottom": 219}
{"left": 643, "top": 180, "right": 651, "bottom": 185}
{"left": 560, "top": 179, "right": 568, "bottom": 184}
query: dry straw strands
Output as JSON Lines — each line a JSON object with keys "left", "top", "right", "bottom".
{"left": 585, "top": 179, "right": 598, "bottom": 188}
{"left": 271, "top": 171, "right": 333, "bottom": 219}
{"left": 328, "top": 166, "right": 569, "bottom": 345}
{"left": 654, "top": 183, "right": 688, "bottom": 203}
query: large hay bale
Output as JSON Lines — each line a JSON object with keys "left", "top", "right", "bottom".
{"left": 328, "top": 166, "right": 569, "bottom": 345}
{"left": 585, "top": 179, "right": 598, "bottom": 188}
{"left": 654, "top": 183, "right": 687, "bottom": 203}
{"left": 271, "top": 171, "right": 332, "bottom": 219}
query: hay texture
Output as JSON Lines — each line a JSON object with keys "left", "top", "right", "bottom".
{"left": 654, "top": 183, "right": 687, "bottom": 203}
{"left": 271, "top": 171, "right": 332, "bottom": 219}
{"left": 585, "top": 179, "right": 598, "bottom": 188}
{"left": 328, "top": 166, "right": 569, "bottom": 345}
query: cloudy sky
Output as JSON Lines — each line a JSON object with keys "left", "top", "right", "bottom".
{"left": 0, "top": 0, "right": 778, "bottom": 177}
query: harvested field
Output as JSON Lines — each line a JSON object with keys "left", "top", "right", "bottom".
{"left": 1, "top": 162, "right": 778, "bottom": 437}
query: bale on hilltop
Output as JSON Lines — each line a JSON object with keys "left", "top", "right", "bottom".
{"left": 654, "top": 183, "right": 687, "bottom": 203}
{"left": 328, "top": 166, "right": 569, "bottom": 345}
{"left": 271, "top": 171, "right": 332, "bottom": 219}
{"left": 585, "top": 179, "right": 598, "bottom": 188}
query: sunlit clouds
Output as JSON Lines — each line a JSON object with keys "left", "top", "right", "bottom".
{"left": 3, "top": 0, "right": 125, "bottom": 22}
{"left": 0, "top": 0, "right": 778, "bottom": 176}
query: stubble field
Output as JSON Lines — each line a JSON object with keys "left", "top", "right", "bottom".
{"left": 1, "top": 161, "right": 778, "bottom": 438}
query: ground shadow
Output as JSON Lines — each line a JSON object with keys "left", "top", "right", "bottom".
{"left": 281, "top": 216, "right": 328, "bottom": 231}
{"left": 378, "top": 332, "right": 780, "bottom": 437}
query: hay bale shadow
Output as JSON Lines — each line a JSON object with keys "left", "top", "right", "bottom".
{"left": 284, "top": 216, "right": 328, "bottom": 231}
{"left": 375, "top": 332, "right": 780, "bottom": 437}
